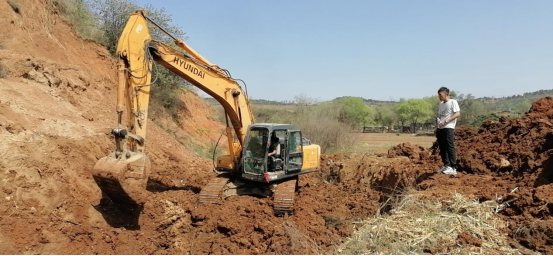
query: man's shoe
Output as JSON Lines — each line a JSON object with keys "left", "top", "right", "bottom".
{"left": 442, "top": 167, "right": 457, "bottom": 175}
{"left": 436, "top": 166, "right": 447, "bottom": 173}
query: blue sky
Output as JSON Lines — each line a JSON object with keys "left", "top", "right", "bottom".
{"left": 133, "top": 0, "right": 553, "bottom": 101}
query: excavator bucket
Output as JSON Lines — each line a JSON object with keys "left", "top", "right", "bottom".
{"left": 92, "top": 152, "right": 151, "bottom": 207}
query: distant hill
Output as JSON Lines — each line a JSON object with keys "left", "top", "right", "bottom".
{"left": 476, "top": 89, "right": 553, "bottom": 113}
{"left": 204, "top": 96, "right": 395, "bottom": 106}
{"left": 332, "top": 96, "right": 396, "bottom": 106}
{"left": 204, "top": 97, "right": 295, "bottom": 106}
{"left": 204, "top": 89, "right": 553, "bottom": 107}
{"left": 480, "top": 89, "right": 553, "bottom": 101}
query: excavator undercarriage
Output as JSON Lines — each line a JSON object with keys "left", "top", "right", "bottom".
{"left": 199, "top": 176, "right": 298, "bottom": 216}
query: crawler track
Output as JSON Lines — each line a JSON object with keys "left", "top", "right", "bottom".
{"left": 199, "top": 177, "right": 229, "bottom": 204}
{"left": 273, "top": 178, "right": 297, "bottom": 216}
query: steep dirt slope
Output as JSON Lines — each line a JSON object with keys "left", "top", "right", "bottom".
{"left": 0, "top": 1, "right": 384, "bottom": 254}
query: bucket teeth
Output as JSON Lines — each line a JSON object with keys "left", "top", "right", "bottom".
{"left": 92, "top": 153, "right": 151, "bottom": 206}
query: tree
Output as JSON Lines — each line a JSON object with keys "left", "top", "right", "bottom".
{"left": 423, "top": 95, "right": 440, "bottom": 123}
{"left": 394, "top": 99, "right": 433, "bottom": 132}
{"left": 337, "top": 97, "right": 374, "bottom": 128}
{"left": 374, "top": 105, "right": 397, "bottom": 130}
{"left": 453, "top": 92, "right": 492, "bottom": 127}
{"left": 292, "top": 94, "right": 319, "bottom": 117}
{"left": 449, "top": 90, "right": 458, "bottom": 99}
{"left": 293, "top": 94, "right": 319, "bottom": 106}
{"left": 513, "top": 101, "right": 532, "bottom": 115}
{"left": 461, "top": 100, "right": 486, "bottom": 126}
{"left": 471, "top": 113, "right": 501, "bottom": 127}
{"left": 455, "top": 93, "right": 476, "bottom": 110}
{"left": 90, "top": 0, "right": 185, "bottom": 54}
{"left": 55, "top": 0, "right": 104, "bottom": 41}
{"left": 90, "top": 0, "right": 192, "bottom": 113}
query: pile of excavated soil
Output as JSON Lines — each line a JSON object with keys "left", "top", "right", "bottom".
{"left": 454, "top": 97, "right": 553, "bottom": 177}
{"left": 365, "top": 97, "right": 553, "bottom": 254}
{"left": 319, "top": 97, "right": 553, "bottom": 253}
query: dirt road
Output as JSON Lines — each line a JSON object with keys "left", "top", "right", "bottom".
{"left": 355, "top": 133, "right": 435, "bottom": 153}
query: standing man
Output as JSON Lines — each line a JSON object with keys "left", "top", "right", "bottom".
{"left": 436, "top": 87, "right": 461, "bottom": 175}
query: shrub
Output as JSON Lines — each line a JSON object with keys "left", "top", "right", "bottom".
{"left": 298, "top": 117, "right": 357, "bottom": 154}
{"left": 253, "top": 101, "right": 358, "bottom": 153}
{"left": 53, "top": 0, "right": 106, "bottom": 42}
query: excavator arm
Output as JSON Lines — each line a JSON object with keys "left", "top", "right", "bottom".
{"left": 92, "top": 11, "right": 254, "bottom": 206}
{"left": 117, "top": 10, "right": 254, "bottom": 158}
{"left": 149, "top": 41, "right": 255, "bottom": 150}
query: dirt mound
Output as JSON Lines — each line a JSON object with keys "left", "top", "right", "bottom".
{"left": 417, "top": 97, "right": 553, "bottom": 253}
{"left": 512, "top": 220, "right": 553, "bottom": 253}
{"left": 454, "top": 97, "right": 553, "bottom": 176}
{"left": 526, "top": 96, "right": 553, "bottom": 119}
{"left": 327, "top": 96, "right": 553, "bottom": 253}
{"left": 387, "top": 142, "right": 437, "bottom": 163}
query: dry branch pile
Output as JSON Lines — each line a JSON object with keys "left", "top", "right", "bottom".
{"left": 337, "top": 192, "right": 536, "bottom": 255}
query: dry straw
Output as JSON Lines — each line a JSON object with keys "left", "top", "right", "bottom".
{"left": 336, "top": 192, "right": 537, "bottom": 255}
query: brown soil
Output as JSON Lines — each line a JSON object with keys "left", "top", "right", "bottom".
{"left": 457, "top": 232, "right": 483, "bottom": 247}
{"left": 0, "top": 0, "right": 552, "bottom": 254}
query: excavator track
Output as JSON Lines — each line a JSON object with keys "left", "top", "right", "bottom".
{"left": 199, "top": 177, "right": 229, "bottom": 204}
{"left": 273, "top": 178, "right": 298, "bottom": 216}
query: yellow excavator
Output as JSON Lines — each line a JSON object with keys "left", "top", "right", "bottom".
{"left": 92, "top": 11, "right": 320, "bottom": 216}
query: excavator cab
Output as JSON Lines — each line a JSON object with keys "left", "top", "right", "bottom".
{"left": 201, "top": 123, "right": 316, "bottom": 215}
{"left": 241, "top": 124, "right": 305, "bottom": 183}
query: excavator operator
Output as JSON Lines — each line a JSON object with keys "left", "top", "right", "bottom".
{"left": 268, "top": 135, "right": 282, "bottom": 171}
{"left": 268, "top": 136, "right": 280, "bottom": 157}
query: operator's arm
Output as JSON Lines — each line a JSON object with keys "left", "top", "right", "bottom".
{"left": 267, "top": 143, "right": 279, "bottom": 156}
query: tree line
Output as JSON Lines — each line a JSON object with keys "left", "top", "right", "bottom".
{"left": 254, "top": 89, "right": 544, "bottom": 135}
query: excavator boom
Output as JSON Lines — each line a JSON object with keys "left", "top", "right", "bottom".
{"left": 92, "top": 11, "right": 320, "bottom": 215}
{"left": 92, "top": 11, "right": 254, "bottom": 206}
